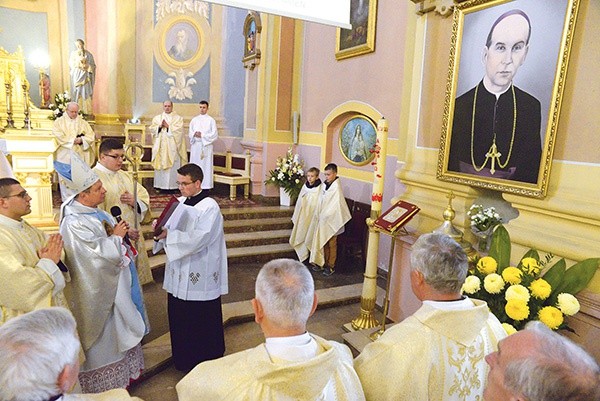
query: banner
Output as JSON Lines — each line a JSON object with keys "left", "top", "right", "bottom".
{"left": 203, "top": 0, "right": 351, "bottom": 29}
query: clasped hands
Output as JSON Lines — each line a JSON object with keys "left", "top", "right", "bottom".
{"left": 38, "top": 234, "right": 63, "bottom": 264}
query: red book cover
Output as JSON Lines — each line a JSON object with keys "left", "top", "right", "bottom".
{"left": 153, "top": 196, "right": 180, "bottom": 236}
{"left": 374, "top": 200, "right": 420, "bottom": 233}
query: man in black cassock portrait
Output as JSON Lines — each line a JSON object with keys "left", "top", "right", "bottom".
{"left": 448, "top": 9, "right": 542, "bottom": 184}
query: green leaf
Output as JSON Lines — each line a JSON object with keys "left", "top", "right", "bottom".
{"left": 552, "top": 258, "right": 600, "bottom": 296}
{"left": 542, "top": 258, "right": 566, "bottom": 294}
{"left": 489, "top": 225, "right": 510, "bottom": 273}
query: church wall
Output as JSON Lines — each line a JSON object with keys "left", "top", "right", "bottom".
{"left": 0, "top": 1, "right": 66, "bottom": 108}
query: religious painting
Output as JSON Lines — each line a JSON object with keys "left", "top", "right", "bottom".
{"left": 154, "top": 14, "right": 210, "bottom": 73}
{"left": 339, "top": 115, "right": 377, "bottom": 166}
{"left": 437, "top": 0, "right": 580, "bottom": 198}
{"left": 242, "top": 12, "right": 262, "bottom": 70}
{"left": 335, "top": 0, "right": 377, "bottom": 60}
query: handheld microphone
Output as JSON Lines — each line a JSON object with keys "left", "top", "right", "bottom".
{"left": 110, "top": 206, "right": 131, "bottom": 246}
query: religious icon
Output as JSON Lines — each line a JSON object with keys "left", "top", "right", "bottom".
{"left": 339, "top": 116, "right": 377, "bottom": 166}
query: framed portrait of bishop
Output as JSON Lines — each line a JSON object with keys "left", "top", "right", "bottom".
{"left": 437, "top": 0, "right": 581, "bottom": 198}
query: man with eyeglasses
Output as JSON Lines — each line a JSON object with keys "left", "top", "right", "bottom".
{"left": 52, "top": 101, "right": 96, "bottom": 200}
{"left": 93, "top": 139, "right": 153, "bottom": 285}
{"left": 153, "top": 163, "right": 228, "bottom": 372}
{"left": 0, "top": 177, "right": 68, "bottom": 325}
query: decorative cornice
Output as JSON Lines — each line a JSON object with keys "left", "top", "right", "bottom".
{"left": 409, "top": 0, "right": 466, "bottom": 17}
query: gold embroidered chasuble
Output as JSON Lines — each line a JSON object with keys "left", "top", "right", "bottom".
{"left": 176, "top": 334, "right": 365, "bottom": 401}
{"left": 52, "top": 114, "right": 96, "bottom": 166}
{"left": 307, "top": 178, "right": 351, "bottom": 267}
{"left": 355, "top": 299, "right": 507, "bottom": 401}
{"left": 93, "top": 164, "right": 153, "bottom": 285}
{"left": 289, "top": 182, "right": 321, "bottom": 262}
{"left": 149, "top": 112, "right": 187, "bottom": 170}
{"left": 0, "top": 214, "right": 68, "bottom": 325}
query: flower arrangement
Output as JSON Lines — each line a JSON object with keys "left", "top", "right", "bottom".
{"left": 48, "top": 91, "right": 81, "bottom": 120}
{"left": 462, "top": 224, "right": 599, "bottom": 333}
{"left": 265, "top": 147, "right": 305, "bottom": 199}
{"left": 468, "top": 204, "right": 502, "bottom": 251}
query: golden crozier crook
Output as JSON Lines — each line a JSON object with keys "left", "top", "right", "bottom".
{"left": 469, "top": 83, "right": 517, "bottom": 174}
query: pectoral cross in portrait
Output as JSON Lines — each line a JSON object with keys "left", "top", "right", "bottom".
{"left": 484, "top": 139, "right": 502, "bottom": 175}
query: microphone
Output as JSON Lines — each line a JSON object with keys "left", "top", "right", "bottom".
{"left": 110, "top": 206, "right": 131, "bottom": 246}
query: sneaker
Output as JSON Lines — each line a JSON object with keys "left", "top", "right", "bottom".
{"left": 311, "top": 264, "right": 324, "bottom": 272}
{"left": 323, "top": 267, "right": 335, "bottom": 276}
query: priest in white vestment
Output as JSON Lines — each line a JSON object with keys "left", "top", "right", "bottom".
{"left": 176, "top": 258, "right": 365, "bottom": 401}
{"left": 150, "top": 100, "right": 188, "bottom": 191}
{"left": 307, "top": 164, "right": 351, "bottom": 275}
{"left": 188, "top": 100, "right": 218, "bottom": 190}
{"left": 153, "top": 163, "right": 228, "bottom": 371}
{"left": 94, "top": 139, "right": 153, "bottom": 285}
{"left": 289, "top": 167, "right": 322, "bottom": 262}
{"left": 355, "top": 233, "right": 506, "bottom": 401}
{"left": 52, "top": 102, "right": 96, "bottom": 200}
{"left": 0, "top": 308, "right": 144, "bottom": 401}
{"left": 55, "top": 154, "right": 147, "bottom": 393}
{"left": 0, "top": 177, "right": 68, "bottom": 325}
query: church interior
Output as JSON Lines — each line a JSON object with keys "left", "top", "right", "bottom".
{"left": 1, "top": 0, "right": 599, "bottom": 399}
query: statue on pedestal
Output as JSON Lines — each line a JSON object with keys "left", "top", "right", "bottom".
{"left": 69, "top": 39, "right": 95, "bottom": 116}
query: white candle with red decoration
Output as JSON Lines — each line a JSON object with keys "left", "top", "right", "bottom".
{"left": 370, "top": 117, "right": 388, "bottom": 217}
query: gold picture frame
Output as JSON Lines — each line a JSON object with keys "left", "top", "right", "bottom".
{"left": 153, "top": 14, "right": 211, "bottom": 74}
{"left": 339, "top": 115, "right": 377, "bottom": 166}
{"left": 437, "top": 0, "right": 580, "bottom": 198}
{"left": 242, "top": 11, "right": 262, "bottom": 70}
{"left": 335, "top": 0, "right": 377, "bottom": 60}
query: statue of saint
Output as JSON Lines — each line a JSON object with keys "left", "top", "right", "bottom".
{"left": 69, "top": 39, "right": 96, "bottom": 115}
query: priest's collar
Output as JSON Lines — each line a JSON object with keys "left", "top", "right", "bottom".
{"left": 184, "top": 189, "right": 210, "bottom": 206}
{"left": 482, "top": 78, "right": 511, "bottom": 98}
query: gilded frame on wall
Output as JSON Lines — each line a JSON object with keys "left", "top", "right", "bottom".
{"left": 339, "top": 115, "right": 377, "bottom": 166}
{"left": 154, "top": 14, "right": 211, "bottom": 73}
{"left": 335, "top": 0, "right": 377, "bottom": 60}
{"left": 437, "top": 0, "right": 580, "bottom": 198}
{"left": 242, "top": 11, "right": 262, "bottom": 70}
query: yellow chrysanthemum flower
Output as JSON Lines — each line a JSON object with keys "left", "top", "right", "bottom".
{"left": 521, "top": 257, "right": 540, "bottom": 275}
{"left": 505, "top": 299, "right": 530, "bottom": 321}
{"left": 505, "top": 284, "right": 530, "bottom": 303}
{"left": 477, "top": 256, "right": 498, "bottom": 275}
{"left": 502, "top": 267, "right": 523, "bottom": 285}
{"left": 502, "top": 323, "right": 517, "bottom": 336}
{"left": 483, "top": 273, "right": 505, "bottom": 294}
{"left": 462, "top": 276, "right": 481, "bottom": 295}
{"left": 529, "top": 278, "right": 552, "bottom": 300}
{"left": 538, "top": 306, "right": 564, "bottom": 330}
{"left": 557, "top": 293, "right": 580, "bottom": 316}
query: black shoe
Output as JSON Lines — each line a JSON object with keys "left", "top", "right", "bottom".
{"left": 311, "top": 264, "right": 324, "bottom": 272}
{"left": 323, "top": 266, "right": 335, "bottom": 276}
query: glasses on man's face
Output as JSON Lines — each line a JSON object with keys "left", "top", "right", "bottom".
{"left": 176, "top": 180, "right": 197, "bottom": 187}
{"left": 3, "top": 190, "right": 29, "bottom": 199}
{"left": 104, "top": 154, "right": 125, "bottom": 160}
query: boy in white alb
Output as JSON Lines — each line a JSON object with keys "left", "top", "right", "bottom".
{"left": 289, "top": 167, "right": 321, "bottom": 264}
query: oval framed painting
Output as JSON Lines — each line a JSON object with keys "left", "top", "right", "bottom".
{"left": 339, "top": 115, "right": 377, "bottom": 166}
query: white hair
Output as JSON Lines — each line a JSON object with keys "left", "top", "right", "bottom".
{"left": 410, "top": 232, "right": 468, "bottom": 293}
{"left": 0, "top": 308, "right": 80, "bottom": 401}
{"left": 504, "top": 321, "right": 600, "bottom": 401}
{"left": 255, "top": 259, "right": 315, "bottom": 330}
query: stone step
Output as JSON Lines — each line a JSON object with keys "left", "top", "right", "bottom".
{"left": 227, "top": 243, "right": 296, "bottom": 264}
{"left": 148, "top": 242, "right": 296, "bottom": 273}
{"left": 141, "top": 216, "right": 293, "bottom": 239}
{"left": 220, "top": 205, "right": 294, "bottom": 220}
{"left": 143, "top": 229, "right": 292, "bottom": 257}
{"left": 223, "top": 217, "right": 293, "bottom": 234}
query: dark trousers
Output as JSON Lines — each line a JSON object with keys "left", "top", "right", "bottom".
{"left": 167, "top": 293, "right": 225, "bottom": 372}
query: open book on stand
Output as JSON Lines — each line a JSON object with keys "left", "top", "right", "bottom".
{"left": 373, "top": 200, "right": 420, "bottom": 234}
